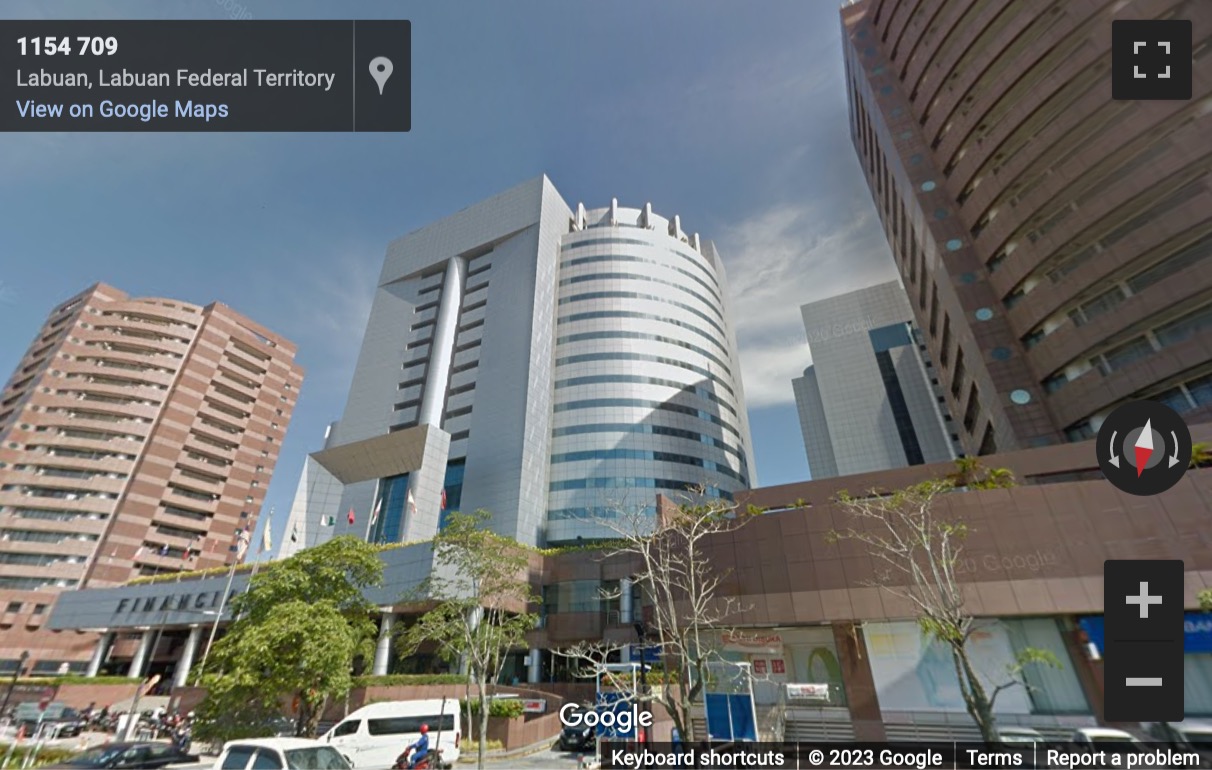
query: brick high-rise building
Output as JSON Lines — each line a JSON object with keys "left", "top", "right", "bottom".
{"left": 841, "top": 0, "right": 1212, "bottom": 455}
{"left": 0, "top": 283, "right": 302, "bottom": 674}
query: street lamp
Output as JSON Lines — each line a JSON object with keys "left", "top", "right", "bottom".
{"left": 0, "top": 651, "right": 29, "bottom": 722}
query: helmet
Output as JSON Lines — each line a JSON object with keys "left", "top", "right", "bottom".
{"left": 419, "top": 724, "right": 428, "bottom": 734}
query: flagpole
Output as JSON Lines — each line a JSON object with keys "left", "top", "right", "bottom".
{"left": 364, "top": 483, "right": 381, "bottom": 544}
{"left": 195, "top": 529, "right": 247, "bottom": 683}
{"left": 195, "top": 558, "right": 237, "bottom": 684}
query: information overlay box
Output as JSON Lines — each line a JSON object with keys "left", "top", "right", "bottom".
{"left": 0, "top": 20, "right": 410, "bottom": 131}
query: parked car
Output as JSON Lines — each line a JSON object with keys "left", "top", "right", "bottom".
{"left": 1147, "top": 722, "right": 1212, "bottom": 767}
{"left": 14, "top": 702, "right": 87, "bottom": 738}
{"left": 1069, "top": 728, "right": 1146, "bottom": 768}
{"left": 41, "top": 742, "right": 199, "bottom": 769}
{"left": 992, "top": 728, "right": 1047, "bottom": 768}
{"left": 1072, "top": 727, "right": 1143, "bottom": 746}
{"left": 321, "top": 700, "right": 460, "bottom": 770}
{"left": 560, "top": 724, "right": 595, "bottom": 752}
{"left": 214, "top": 738, "right": 350, "bottom": 770}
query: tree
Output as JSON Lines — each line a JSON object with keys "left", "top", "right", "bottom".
{"left": 401, "top": 510, "right": 537, "bottom": 770}
{"left": 1190, "top": 442, "right": 1212, "bottom": 470}
{"left": 1200, "top": 589, "right": 1212, "bottom": 612}
{"left": 946, "top": 457, "right": 1017, "bottom": 490}
{"left": 829, "top": 477, "right": 1057, "bottom": 742}
{"left": 556, "top": 491, "right": 750, "bottom": 744}
{"left": 196, "top": 536, "right": 384, "bottom": 738}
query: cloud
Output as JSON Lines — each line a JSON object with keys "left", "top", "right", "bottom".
{"left": 719, "top": 201, "right": 899, "bottom": 408}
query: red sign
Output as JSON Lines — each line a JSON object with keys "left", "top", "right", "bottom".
{"left": 752, "top": 659, "right": 767, "bottom": 675}
{"left": 771, "top": 659, "right": 785, "bottom": 674}
{"left": 721, "top": 631, "right": 783, "bottom": 654}
{"left": 521, "top": 699, "right": 546, "bottom": 714}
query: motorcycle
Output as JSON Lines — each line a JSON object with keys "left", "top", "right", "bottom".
{"left": 392, "top": 747, "right": 444, "bottom": 769}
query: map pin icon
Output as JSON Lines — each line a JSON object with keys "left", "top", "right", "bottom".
{"left": 369, "top": 57, "right": 393, "bottom": 95}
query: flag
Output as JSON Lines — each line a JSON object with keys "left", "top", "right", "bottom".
{"left": 185, "top": 536, "right": 201, "bottom": 562}
{"left": 260, "top": 512, "right": 273, "bottom": 554}
{"left": 440, "top": 488, "right": 447, "bottom": 510}
{"left": 158, "top": 543, "right": 169, "bottom": 556}
{"left": 134, "top": 546, "right": 145, "bottom": 558}
{"left": 369, "top": 498, "right": 382, "bottom": 528}
{"left": 322, "top": 515, "right": 335, "bottom": 527}
{"left": 347, "top": 507, "right": 355, "bottom": 526}
{"left": 235, "top": 527, "right": 251, "bottom": 560}
{"left": 290, "top": 522, "right": 299, "bottom": 543}
{"left": 406, "top": 489, "right": 417, "bottom": 517}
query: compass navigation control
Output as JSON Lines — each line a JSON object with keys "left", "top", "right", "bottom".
{"left": 1096, "top": 400, "right": 1191, "bottom": 496}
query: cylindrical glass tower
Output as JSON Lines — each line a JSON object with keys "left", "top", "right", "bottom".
{"left": 546, "top": 201, "right": 755, "bottom": 544}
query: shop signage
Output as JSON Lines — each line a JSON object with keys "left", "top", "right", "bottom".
{"left": 628, "top": 645, "right": 662, "bottom": 663}
{"left": 108, "top": 585, "right": 245, "bottom": 624}
{"left": 753, "top": 660, "right": 767, "bottom": 675}
{"left": 721, "top": 631, "right": 783, "bottom": 654}
{"left": 522, "top": 699, "right": 546, "bottom": 714}
{"left": 785, "top": 683, "right": 830, "bottom": 702}
{"left": 1080, "top": 614, "right": 1212, "bottom": 654}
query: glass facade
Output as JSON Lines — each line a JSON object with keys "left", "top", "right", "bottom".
{"left": 370, "top": 460, "right": 466, "bottom": 542}
{"left": 370, "top": 473, "right": 410, "bottom": 544}
{"left": 547, "top": 212, "right": 754, "bottom": 544}
{"left": 439, "top": 459, "right": 464, "bottom": 531}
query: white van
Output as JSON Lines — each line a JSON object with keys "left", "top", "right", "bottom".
{"left": 321, "top": 699, "right": 460, "bottom": 769}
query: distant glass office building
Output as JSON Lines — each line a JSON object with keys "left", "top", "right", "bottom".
{"left": 841, "top": 0, "right": 1212, "bottom": 454}
{"left": 280, "top": 176, "right": 754, "bottom": 554}
{"left": 793, "top": 281, "right": 959, "bottom": 479}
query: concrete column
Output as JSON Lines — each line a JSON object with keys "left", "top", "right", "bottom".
{"left": 619, "top": 578, "right": 633, "bottom": 624}
{"left": 832, "top": 621, "right": 886, "bottom": 742}
{"left": 173, "top": 626, "right": 203, "bottom": 689}
{"left": 86, "top": 632, "right": 113, "bottom": 678}
{"left": 527, "top": 649, "right": 541, "bottom": 684}
{"left": 127, "top": 629, "right": 154, "bottom": 679}
{"left": 372, "top": 613, "right": 396, "bottom": 676}
{"left": 418, "top": 256, "right": 467, "bottom": 428}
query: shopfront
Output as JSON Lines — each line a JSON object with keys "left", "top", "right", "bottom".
{"left": 719, "top": 628, "right": 848, "bottom": 707}
{"left": 863, "top": 617, "right": 1090, "bottom": 716}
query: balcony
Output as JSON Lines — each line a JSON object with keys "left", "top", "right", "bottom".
{"left": 166, "top": 484, "right": 220, "bottom": 508}
{"left": 169, "top": 468, "right": 225, "bottom": 493}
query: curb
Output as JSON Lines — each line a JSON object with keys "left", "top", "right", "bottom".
{"left": 456, "top": 737, "right": 558, "bottom": 763}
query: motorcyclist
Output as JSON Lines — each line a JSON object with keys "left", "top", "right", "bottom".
{"left": 401, "top": 724, "right": 430, "bottom": 768}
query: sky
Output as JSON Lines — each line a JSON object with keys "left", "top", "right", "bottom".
{"left": 0, "top": 0, "right": 900, "bottom": 552}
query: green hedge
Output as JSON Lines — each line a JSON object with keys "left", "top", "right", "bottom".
{"left": 460, "top": 698, "right": 524, "bottom": 718}
{"left": 353, "top": 674, "right": 468, "bottom": 687}
{"left": 0, "top": 744, "right": 76, "bottom": 768}
{"left": 13, "top": 675, "right": 140, "bottom": 686}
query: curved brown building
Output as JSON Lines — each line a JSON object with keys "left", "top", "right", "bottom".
{"left": 0, "top": 283, "right": 302, "bottom": 675}
{"left": 841, "top": 0, "right": 1212, "bottom": 453}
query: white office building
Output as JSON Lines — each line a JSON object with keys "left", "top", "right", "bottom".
{"left": 280, "top": 175, "right": 754, "bottom": 555}
{"left": 792, "top": 281, "right": 960, "bottom": 479}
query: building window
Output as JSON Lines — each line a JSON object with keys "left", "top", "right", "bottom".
{"left": 875, "top": 350, "right": 925, "bottom": 466}
{"left": 5, "top": 602, "right": 21, "bottom": 613}
{"left": 1065, "top": 421, "right": 1095, "bottom": 442}
{"left": 963, "top": 384, "right": 980, "bottom": 433}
